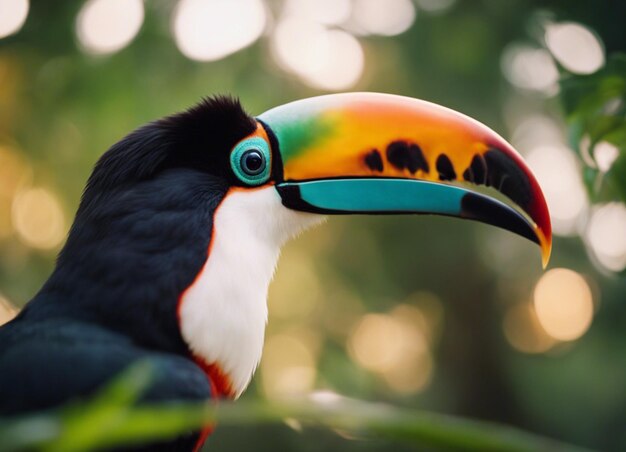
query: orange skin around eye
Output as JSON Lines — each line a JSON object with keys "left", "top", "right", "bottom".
{"left": 236, "top": 123, "right": 271, "bottom": 151}
{"left": 232, "top": 122, "right": 276, "bottom": 185}
{"left": 245, "top": 122, "right": 271, "bottom": 143}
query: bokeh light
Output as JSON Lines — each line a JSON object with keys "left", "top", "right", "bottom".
{"left": 0, "top": 145, "right": 32, "bottom": 239}
{"left": 348, "top": 308, "right": 432, "bottom": 394}
{"left": 510, "top": 114, "right": 563, "bottom": 154}
{"left": 272, "top": 18, "right": 328, "bottom": 79}
{"left": 387, "top": 305, "right": 433, "bottom": 393}
{"left": 501, "top": 45, "right": 559, "bottom": 94}
{"left": 283, "top": 0, "right": 351, "bottom": 26}
{"left": 349, "top": 313, "right": 406, "bottom": 372}
{"left": 0, "top": 293, "right": 17, "bottom": 326}
{"left": 397, "top": 292, "right": 444, "bottom": 345}
{"left": 0, "top": 0, "right": 29, "bottom": 39}
{"left": 261, "top": 329, "right": 319, "bottom": 399}
{"left": 545, "top": 22, "right": 605, "bottom": 75}
{"left": 309, "top": 389, "right": 343, "bottom": 406}
{"left": 503, "top": 302, "right": 556, "bottom": 354}
{"left": 351, "top": 0, "right": 416, "bottom": 36}
{"left": 172, "top": 0, "right": 266, "bottom": 62}
{"left": 11, "top": 187, "right": 66, "bottom": 250}
{"left": 302, "top": 30, "right": 364, "bottom": 91}
{"left": 526, "top": 145, "right": 588, "bottom": 236}
{"left": 76, "top": 0, "right": 144, "bottom": 55}
{"left": 593, "top": 141, "right": 619, "bottom": 173}
{"left": 271, "top": 17, "right": 364, "bottom": 91}
{"left": 586, "top": 203, "right": 626, "bottom": 272}
{"left": 533, "top": 268, "right": 594, "bottom": 342}
{"left": 382, "top": 350, "right": 432, "bottom": 394}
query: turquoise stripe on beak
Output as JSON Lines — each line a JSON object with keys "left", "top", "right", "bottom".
{"left": 276, "top": 178, "right": 540, "bottom": 246}
{"left": 281, "top": 179, "right": 464, "bottom": 214}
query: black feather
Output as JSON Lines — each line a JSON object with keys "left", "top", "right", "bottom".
{"left": 0, "top": 96, "right": 257, "bottom": 450}
{"left": 82, "top": 95, "right": 256, "bottom": 210}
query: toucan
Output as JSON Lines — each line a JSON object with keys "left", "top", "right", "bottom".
{"left": 0, "top": 93, "right": 551, "bottom": 451}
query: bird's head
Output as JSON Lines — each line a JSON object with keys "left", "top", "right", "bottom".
{"left": 50, "top": 93, "right": 551, "bottom": 398}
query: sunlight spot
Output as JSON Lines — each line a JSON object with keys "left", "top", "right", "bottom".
{"left": 0, "top": 0, "right": 28, "bottom": 39}
{"left": 534, "top": 269, "right": 593, "bottom": 341}
{"left": 381, "top": 350, "right": 432, "bottom": 394}
{"left": 0, "top": 145, "right": 32, "bottom": 239}
{"left": 12, "top": 187, "right": 66, "bottom": 250}
{"left": 586, "top": 203, "right": 626, "bottom": 272}
{"left": 503, "top": 302, "right": 555, "bottom": 353}
{"left": 0, "top": 293, "right": 18, "bottom": 326}
{"left": 272, "top": 17, "right": 329, "bottom": 77}
{"left": 545, "top": 22, "right": 604, "bottom": 74}
{"left": 510, "top": 114, "right": 563, "bottom": 154}
{"left": 349, "top": 314, "right": 409, "bottom": 373}
{"left": 302, "top": 30, "right": 363, "bottom": 91}
{"left": 593, "top": 141, "right": 619, "bottom": 173}
{"left": 309, "top": 390, "right": 343, "bottom": 406}
{"left": 501, "top": 45, "right": 559, "bottom": 94}
{"left": 76, "top": 0, "right": 144, "bottom": 55}
{"left": 526, "top": 145, "right": 587, "bottom": 236}
{"left": 283, "top": 0, "right": 351, "bottom": 26}
{"left": 173, "top": 0, "right": 266, "bottom": 62}
{"left": 348, "top": 311, "right": 432, "bottom": 394}
{"left": 352, "top": 0, "right": 416, "bottom": 36}
{"left": 272, "top": 18, "right": 363, "bottom": 90}
{"left": 261, "top": 332, "right": 317, "bottom": 399}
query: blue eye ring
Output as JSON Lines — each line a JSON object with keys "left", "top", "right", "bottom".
{"left": 230, "top": 137, "right": 271, "bottom": 186}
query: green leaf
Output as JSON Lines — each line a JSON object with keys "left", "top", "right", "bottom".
{"left": 560, "top": 53, "right": 626, "bottom": 204}
{"left": 560, "top": 55, "right": 626, "bottom": 119}
{"left": 0, "top": 363, "right": 596, "bottom": 452}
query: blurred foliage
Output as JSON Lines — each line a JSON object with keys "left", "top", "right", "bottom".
{"left": 0, "top": 1, "right": 626, "bottom": 452}
{"left": 0, "top": 362, "right": 594, "bottom": 452}
{"left": 561, "top": 54, "right": 626, "bottom": 203}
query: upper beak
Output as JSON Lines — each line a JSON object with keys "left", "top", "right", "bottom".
{"left": 258, "top": 93, "right": 552, "bottom": 267}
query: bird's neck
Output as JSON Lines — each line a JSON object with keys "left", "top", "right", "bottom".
{"left": 35, "top": 172, "right": 226, "bottom": 357}
{"left": 178, "top": 187, "right": 324, "bottom": 398}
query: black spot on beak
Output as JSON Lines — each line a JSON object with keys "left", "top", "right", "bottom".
{"left": 463, "top": 154, "right": 487, "bottom": 184}
{"left": 436, "top": 154, "right": 456, "bottom": 181}
{"left": 387, "top": 141, "right": 429, "bottom": 174}
{"left": 462, "top": 149, "right": 533, "bottom": 211}
{"left": 484, "top": 148, "right": 532, "bottom": 209}
{"left": 364, "top": 149, "right": 384, "bottom": 172}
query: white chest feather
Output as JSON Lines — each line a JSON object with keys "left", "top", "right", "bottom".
{"left": 178, "top": 186, "right": 324, "bottom": 397}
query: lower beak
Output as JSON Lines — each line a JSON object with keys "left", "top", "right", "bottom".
{"left": 258, "top": 93, "right": 552, "bottom": 267}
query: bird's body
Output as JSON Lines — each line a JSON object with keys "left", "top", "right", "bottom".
{"left": 0, "top": 170, "right": 224, "bottom": 450}
{"left": 0, "top": 100, "right": 252, "bottom": 449}
{"left": 0, "top": 318, "right": 210, "bottom": 450}
{"left": 0, "top": 93, "right": 552, "bottom": 451}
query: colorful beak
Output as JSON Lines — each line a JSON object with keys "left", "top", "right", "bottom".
{"left": 258, "top": 93, "right": 552, "bottom": 266}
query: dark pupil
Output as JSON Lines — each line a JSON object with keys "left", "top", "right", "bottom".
{"left": 242, "top": 150, "right": 265, "bottom": 175}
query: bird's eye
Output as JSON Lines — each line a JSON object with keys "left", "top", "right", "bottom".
{"left": 241, "top": 150, "right": 265, "bottom": 175}
{"left": 230, "top": 137, "right": 271, "bottom": 185}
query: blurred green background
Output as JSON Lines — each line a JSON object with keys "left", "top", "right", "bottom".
{"left": 0, "top": 0, "right": 625, "bottom": 451}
